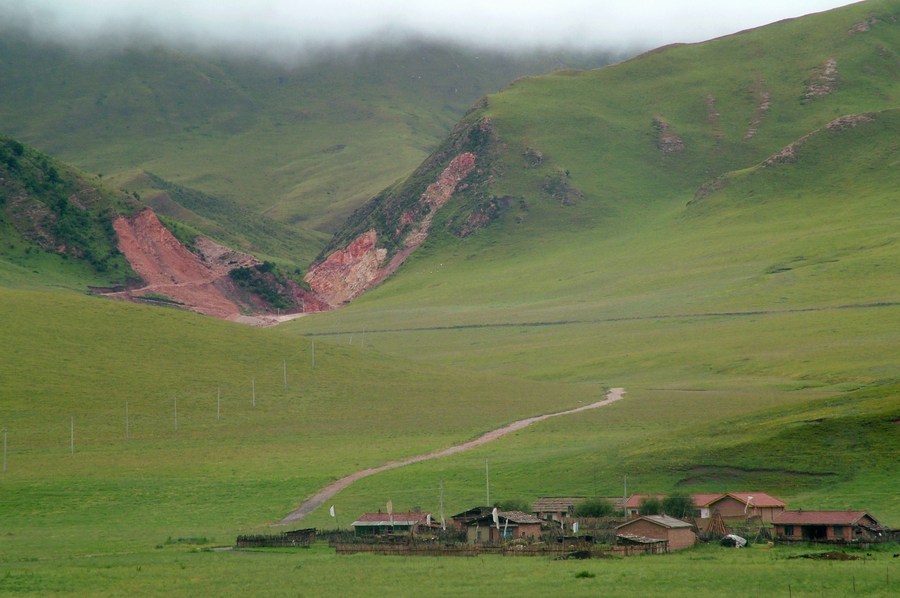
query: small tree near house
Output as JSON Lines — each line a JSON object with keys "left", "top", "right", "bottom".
{"left": 662, "top": 494, "right": 694, "bottom": 519}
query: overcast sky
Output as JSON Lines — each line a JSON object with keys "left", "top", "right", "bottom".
{"left": 1, "top": 1, "right": 858, "bottom": 58}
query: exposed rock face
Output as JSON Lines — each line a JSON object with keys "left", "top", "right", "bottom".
{"left": 304, "top": 229, "right": 388, "bottom": 307}
{"left": 803, "top": 58, "right": 838, "bottom": 103}
{"left": 401, "top": 152, "right": 477, "bottom": 247}
{"left": 306, "top": 152, "right": 478, "bottom": 307}
{"left": 110, "top": 209, "right": 246, "bottom": 318}
{"left": 653, "top": 117, "right": 685, "bottom": 153}
{"left": 762, "top": 113, "right": 874, "bottom": 168}
{"left": 744, "top": 87, "right": 771, "bottom": 140}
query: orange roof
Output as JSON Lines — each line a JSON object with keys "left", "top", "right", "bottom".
{"left": 712, "top": 492, "right": 786, "bottom": 508}
{"left": 624, "top": 494, "right": 667, "bottom": 508}
{"left": 691, "top": 493, "right": 724, "bottom": 507}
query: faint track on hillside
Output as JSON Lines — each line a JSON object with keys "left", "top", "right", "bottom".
{"left": 301, "top": 301, "right": 900, "bottom": 336}
{"left": 277, "top": 388, "right": 625, "bottom": 525}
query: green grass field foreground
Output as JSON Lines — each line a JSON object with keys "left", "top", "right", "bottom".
{"left": 3, "top": 543, "right": 899, "bottom": 597}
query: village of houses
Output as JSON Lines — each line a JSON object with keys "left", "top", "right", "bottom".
{"left": 245, "top": 492, "right": 893, "bottom": 557}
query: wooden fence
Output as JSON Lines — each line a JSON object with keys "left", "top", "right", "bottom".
{"left": 331, "top": 543, "right": 662, "bottom": 557}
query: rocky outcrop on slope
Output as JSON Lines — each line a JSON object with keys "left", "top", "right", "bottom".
{"left": 306, "top": 152, "right": 478, "bottom": 307}
{"left": 306, "top": 116, "right": 496, "bottom": 307}
{"left": 108, "top": 208, "right": 328, "bottom": 321}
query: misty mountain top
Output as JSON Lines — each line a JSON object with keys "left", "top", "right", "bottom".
{"left": 2, "top": 0, "right": 853, "bottom": 63}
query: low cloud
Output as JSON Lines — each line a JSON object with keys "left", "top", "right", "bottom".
{"left": 1, "top": 0, "right": 854, "bottom": 60}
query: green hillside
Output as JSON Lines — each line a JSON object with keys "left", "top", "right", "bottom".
{"left": 292, "top": 0, "right": 900, "bottom": 514}
{"left": 1, "top": 2, "right": 899, "bottom": 595}
{"left": 0, "top": 32, "right": 617, "bottom": 265}
{"left": 0, "top": 134, "right": 138, "bottom": 288}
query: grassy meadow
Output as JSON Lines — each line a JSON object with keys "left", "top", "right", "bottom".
{"left": 2, "top": 1, "right": 900, "bottom": 595}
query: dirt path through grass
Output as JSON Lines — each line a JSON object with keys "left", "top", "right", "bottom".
{"left": 278, "top": 387, "right": 625, "bottom": 525}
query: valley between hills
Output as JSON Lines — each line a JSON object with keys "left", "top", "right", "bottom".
{"left": 0, "top": 1, "right": 898, "bottom": 596}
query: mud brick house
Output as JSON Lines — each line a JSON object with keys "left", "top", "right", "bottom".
{"left": 449, "top": 506, "right": 494, "bottom": 531}
{"left": 466, "top": 511, "right": 543, "bottom": 545}
{"left": 772, "top": 510, "right": 888, "bottom": 544}
{"left": 616, "top": 515, "right": 697, "bottom": 551}
{"left": 698, "top": 492, "right": 786, "bottom": 522}
{"left": 532, "top": 497, "right": 586, "bottom": 522}
{"left": 351, "top": 511, "right": 432, "bottom": 537}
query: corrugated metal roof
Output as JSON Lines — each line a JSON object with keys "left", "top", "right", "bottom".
{"left": 352, "top": 511, "right": 431, "bottom": 527}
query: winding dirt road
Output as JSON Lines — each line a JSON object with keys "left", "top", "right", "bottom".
{"left": 277, "top": 387, "right": 625, "bottom": 525}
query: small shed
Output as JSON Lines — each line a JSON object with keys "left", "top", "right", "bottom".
{"left": 616, "top": 515, "right": 697, "bottom": 551}
{"left": 772, "top": 510, "right": 887, "bottom": 544}
{"left": 351, "top": 511, "right": 432, "bottom": 537}
{"left": 532, "top": 497, "right": 586, "bottom": 522}
{"left": 466, "top": 511, "right": 544, "bottom": 545}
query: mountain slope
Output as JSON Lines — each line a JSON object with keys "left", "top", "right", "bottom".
{"left": 0, "top": 134, "right": 138, "bottom": 288}
{"left": 290, "top": 0, "right": 900, "bottom": 518}
{"left": 0, "top": 32, "right": 618, "bottom": 264}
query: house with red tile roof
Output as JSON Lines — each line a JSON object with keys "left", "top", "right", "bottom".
{"left": 772, "top": 510, "right": 887, "bottom": 543}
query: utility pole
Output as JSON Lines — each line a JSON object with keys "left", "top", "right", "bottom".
{"left": 439, "top": 479, "right": 445, "bottom": 530}
{"left": 485, "top": 459, "right": 490, "bottom": 506}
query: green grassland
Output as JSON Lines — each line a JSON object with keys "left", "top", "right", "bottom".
{"left": 2, "top": 2, "right": 900, "bottom": 595}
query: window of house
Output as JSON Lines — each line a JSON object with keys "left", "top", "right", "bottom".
{"left": 783, "top": 525, "right": 794, "bottom": 536}
{"left": 832, "top": 525, "right": 844, "bottom": 536}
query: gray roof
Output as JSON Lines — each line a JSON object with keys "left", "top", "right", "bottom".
{"left": 532, "top": 497, "right": 586, "bottom": 512}
{"left": 617, "top": 515, "right": 693, "bottom": 530}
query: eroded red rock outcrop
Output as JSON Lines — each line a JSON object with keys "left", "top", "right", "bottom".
{"left": 303, "top": 229, "right": 388, "bottom": 307}
{"left": 306, "top": 152, "right": 477, "bottom": 307}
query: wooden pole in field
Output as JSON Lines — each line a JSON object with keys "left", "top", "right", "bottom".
{"left": 125, "top": 401, "right": 129, "bottom": 440}
{"left": 70, "top": 416, "right": 74, "bottom": 454}
{"left": 174, "top": 395, "right": 178, "bottom": 430}
{"left": 485, "top": 459, "right": 490, "bottom": 506}
{"left": 217, "top": 386, "right": 221, "bottom": 421}
{"left": 312, "top": 341, "right": 315, "bottom": 368}
{"left": 252, "top": 378, "right": 256, "bottom": 407}
{"left": 2, "top": 428, "right": 7, "bottom": 472}
{"left": 283, "top": 359, "right": 287, "bottom": 389}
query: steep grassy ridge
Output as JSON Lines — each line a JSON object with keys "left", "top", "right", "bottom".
{"left": 0, "top": 135, "right": 138, "bottom": 288}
